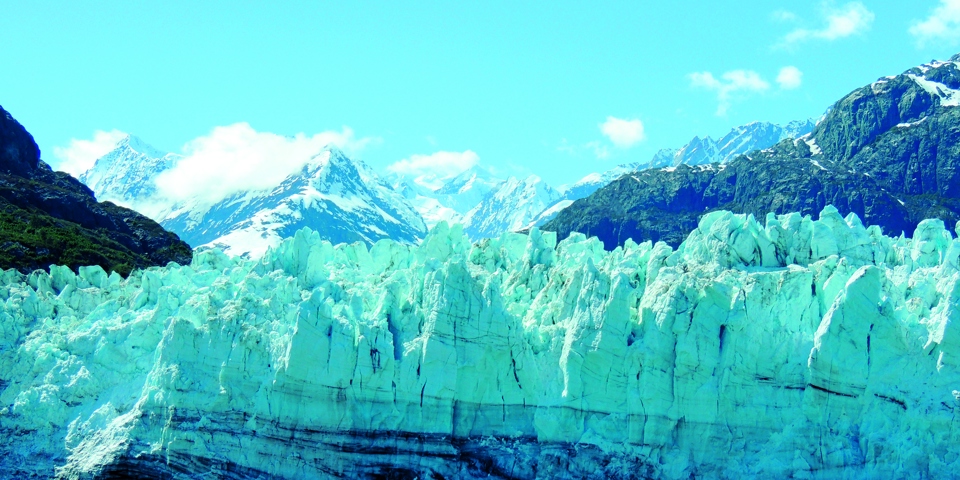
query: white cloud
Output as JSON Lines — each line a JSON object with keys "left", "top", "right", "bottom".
{"left": 910, "top": 0, "right": 960, "bottom": 47}
{"left": 52, "top": 129, "right": 128, "bottom": 176}
{"left": 386, "top": 150, "right": 479, "bottom": 189}
{"left": 781, "top": 2, "right": 874, "bottom": 46}
{"left": 599, "top": 116, "right": 645, "bottom": 148}
{"left": 689, "top": 70, "right": 771, "bottom": 116}
{"left": 153, "top": 123, "right": 373, "bottom": 208}
{"left": 777, "top": 66, "right": 804, "bottom": 90}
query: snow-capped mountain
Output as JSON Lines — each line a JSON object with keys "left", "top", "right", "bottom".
{"left": 462, "top": 174, "right": 561, "bottom": 239}
{"left": 649, "top": 119, "right": 815, "bottom": 168}
{"left": 162, "top": 147, "right": 427, "bottom": 257}
{"left": 77, "top": 137, "right": 430, "bottom": 257}
{"left": 387, "top": 165, "right": 503, "bottom": 230}
{"left": 557, "top": 162, "right": 642, "bottom": 202}
{"left": 527, "top": 119, "right": 816, "bottom": 229}
{"left": 432, "top": 166, "right": 503, "bottom": 212}
{"left": 79, "top": 134, "right": 180, "bottom": 211}
{"left": 74, "top": 118, "right": 817, "bottom": 254}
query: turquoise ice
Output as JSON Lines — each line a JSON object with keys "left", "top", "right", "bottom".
{"left": 1, "top": 206, "right": 959, "bottom": 478}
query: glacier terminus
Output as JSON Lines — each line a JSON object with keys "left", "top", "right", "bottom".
{"left": 1, "top": 207, "right": 959, "bottom": 478}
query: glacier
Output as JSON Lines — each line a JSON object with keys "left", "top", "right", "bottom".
{"left": 1, "top": 206, "right": 960, "bottom": 478}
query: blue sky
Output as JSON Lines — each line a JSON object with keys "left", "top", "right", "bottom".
{"left": 4, "top": 1, "right": 960, "bottom": 189}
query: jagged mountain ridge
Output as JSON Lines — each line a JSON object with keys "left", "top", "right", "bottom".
{"left": 0, "top": 105, "right": 192, "bottom": 275}
{"left": 529, "top": 118, "right": 816, "bottom": 228}
{"left": 646, "top": 119, "right": 815, "bottom": 168}
{"left": 75, "top": 119, "right": 815, "bottom": 253}
{"left": 461, "top": 174, "right": 561, "bottom": 239}
{"left": 80, "top": 134, "right": 182, "bottom": 211}
{"left": 543, "top": 56, "right": 960, "bottom": 249}
{"left": 162, "top": 147, "right": 428, "bottom": 257}
{"left": 387, "top": 165, "right": 503, "bottom": 229}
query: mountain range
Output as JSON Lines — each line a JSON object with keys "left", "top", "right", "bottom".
{"left": 6, "top": 50, "right": 960, "bottom": 480}
{"left": 543, "top": 56, "right": 960, "bottom": 249}
{"left": 77, "top": 118, "right": 814, "bottom": 256}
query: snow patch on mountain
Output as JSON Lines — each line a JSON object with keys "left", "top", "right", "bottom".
{"left": 648, "top": 120, "right": 815, "bottom": 169}
{"left": 462, "top": 175, "right": 561, "bottom": 239}
{"left": 163, "top": 147, "right": 427, "bottom": 257}
{"left": 907, "top": 73, "right": 960, "bottom": 107}
{"left": 78, "top": 135, "right": 180, "bottom": 213}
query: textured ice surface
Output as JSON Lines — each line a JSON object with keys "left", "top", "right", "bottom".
{"left": 1, "top": 207, "right": 960, "bottom": 478}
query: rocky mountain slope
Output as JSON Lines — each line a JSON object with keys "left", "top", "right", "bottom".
{"left": 0, "top": 105, "right": 192, "bottom": 275}
{"left": 1, "top": 210, "right": 958, "bottom": 478}
{"left": 529, "top": 119, "right": 817, "bottom": 229}
{"left": 544, "top": 57, "right": 960, "bottom": 249}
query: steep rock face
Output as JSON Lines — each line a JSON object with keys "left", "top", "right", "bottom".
{"left": 0, "top": 105, "right": 192, "bottom": 275}
{"left": 0, "top": 108, "right": 41, "bottom": 175}
{"left": 544, "top": 58, "right": 960, "bottom": 250}
{"left": 1, "top": 210, "right": 959, "bottom": 478}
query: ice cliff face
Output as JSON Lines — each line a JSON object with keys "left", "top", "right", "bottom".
{"left": 1, "top": 207, "right": 959, "bottom": 479}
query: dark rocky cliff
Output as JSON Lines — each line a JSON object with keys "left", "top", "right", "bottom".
{"left": 0, "top": 105, "right": 192, "bottom": 275}
{"left": 543, "top": 57, "right": 960, "bottom": 249}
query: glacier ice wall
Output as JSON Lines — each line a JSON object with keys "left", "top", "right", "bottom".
{"left": 1, "top": 206, "right": 960, "bottom": 479}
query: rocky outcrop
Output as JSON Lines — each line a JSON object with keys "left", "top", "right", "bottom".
{"left": 543, "top": 57, "right": 960, "bottom": 250}
{"left": 0, "top": 108, "right": 41, "bottom": 175}
{"left": 0, "top": 104, "right": 192, "bottom": 275}
{"left": 1, "top": 213, "right": 959, "bottom": 478}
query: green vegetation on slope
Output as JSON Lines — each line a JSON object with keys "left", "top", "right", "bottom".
{"left": 0, "top": 104, "right": 193, "bottom": 276}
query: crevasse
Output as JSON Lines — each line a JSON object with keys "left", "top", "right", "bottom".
{"left": 1, "top": 206, "right": 959, "bottom": 479}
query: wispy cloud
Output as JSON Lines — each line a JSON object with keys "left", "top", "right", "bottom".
{"left": 772, "top": 9, "right": 798, "bottom": 22}
{"left": 153, "top": 123, "right": 374, "bottom": 209}
{"left": 909, "top": 0, "right": 960, "bottom": 47}
{"left": 689, "top": 70, "right": 771, "bottom": 116}
{"left": 777, "top": 66, "right": 804, "bottom": 90}
{"left": 599, "top": 116, "right": 645, "bottom": 148}
{"left": 386, "top": 150, "right": 479, "bottom": 189}
{"left": 52, "top": 129, "right": 128, "bottom": 176}
{"left": 779, "top": 2, "right": 874, "bottom": 47}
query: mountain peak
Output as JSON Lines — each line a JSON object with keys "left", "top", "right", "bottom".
{"left": 115, "top": 134, "right": 167, "bottom": 159}
{"left": 320, "top": 144, "right": 347, "bottom": 158}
